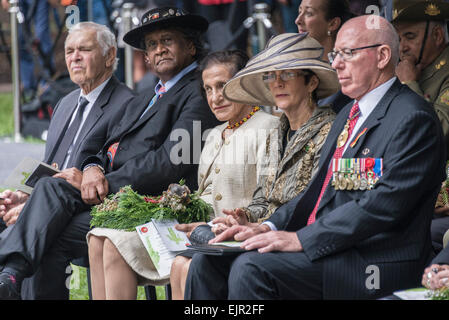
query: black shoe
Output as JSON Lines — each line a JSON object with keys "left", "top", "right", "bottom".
{"left": 0, "top": 272, "right": 21, "bottom": 300}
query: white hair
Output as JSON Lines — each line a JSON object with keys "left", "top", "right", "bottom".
{"left": 66, "top": 22, "right": 119, "bottom": 71}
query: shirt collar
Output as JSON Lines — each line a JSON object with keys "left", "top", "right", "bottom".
{"left": 356, "top": 77, "right": 396, "bottom": 117}
{"left": 154, "top": 61, "right": 198, "bottom": 94}
{"left": 80, "top": 76, "right": 112, "bottom": 104}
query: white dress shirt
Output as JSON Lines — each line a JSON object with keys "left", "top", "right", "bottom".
{"left": 62, "top": 77, "right": 111, "bottom": 169}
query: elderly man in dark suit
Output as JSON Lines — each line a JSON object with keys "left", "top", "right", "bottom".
{"left": 185, "top": 15, "right": 447, "bottom": 300}
{"left": 0, "top": 7, "right": 219, "bottom": 300}
{"left": 0, "top": 22, "right": 134, "bottom": 229}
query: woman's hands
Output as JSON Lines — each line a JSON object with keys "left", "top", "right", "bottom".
{"left": 422, "top": 264, "right": 449, "bottom": 290}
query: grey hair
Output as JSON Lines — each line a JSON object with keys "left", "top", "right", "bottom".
{"left": 66, "top": 22, "right": 119, "bottom": 71}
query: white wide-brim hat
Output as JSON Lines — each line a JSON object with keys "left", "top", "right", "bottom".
{"left": 223, "top": 33, "right": 340, "bottom": 106}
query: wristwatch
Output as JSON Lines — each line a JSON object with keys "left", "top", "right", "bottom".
{"left": 83, "top": 163, "right": 105, "bottom": 174}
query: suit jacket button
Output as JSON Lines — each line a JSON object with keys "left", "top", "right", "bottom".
{"left": 215, "top": 167, "right": 220, "bottom": 174}
{"left": 215, "top": 193, "right": 222, "bottom": 201}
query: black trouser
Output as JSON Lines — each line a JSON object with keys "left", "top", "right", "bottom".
{"left": 0, "top": 176, "right": 91, "bottom": 300}
{"left": 184, "top": 251, "right": 323, "bottom": 300}
{"left": 431, "top": 215, "right": 449, "bottom": 255}
{"left": 0, "top": 220, "right": 6, "bottom": 234}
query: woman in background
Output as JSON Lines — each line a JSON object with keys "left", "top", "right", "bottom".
{"left": 295, "top": 0, "right": 354, "bottom": 112}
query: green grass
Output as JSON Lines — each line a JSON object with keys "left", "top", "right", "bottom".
{"left": 0, "top": 92, "right": 14, "bottom": 137}
{"left": 69, "top": 265, "right": 166, "bottom": 300}
{"left": 0, "top": 91, "right": 44, "bottom": 143}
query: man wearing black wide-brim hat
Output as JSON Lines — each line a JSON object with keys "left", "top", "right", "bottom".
{"left": 0, "top": 7, "right": 220, "bottom": 300}
{"left": 393, "top": 0, "right": 449, "bottom": 157}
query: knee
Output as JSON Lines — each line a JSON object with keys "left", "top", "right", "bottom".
{"left": 182, "top": 258, "right": 192, "bottom": 277}
{"left": 171, "top": 256, "right": 189, "bottom": 277}
{"left": 102, "top": 238, "right": 124, "bottom": 270}
{"left": 88, "top": 235, "right": 105, "bottom": 263}
{"left": 34, "top": 176, "right": 70, "bottom": 194}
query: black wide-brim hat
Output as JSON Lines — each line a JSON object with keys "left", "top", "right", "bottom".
{"left": 123, "top": 7, "right": 209, "bottom": 50}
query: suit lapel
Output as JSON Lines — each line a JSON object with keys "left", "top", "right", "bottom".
{"left": 126, "top": 70, "right": 196, "bottom": 134}
{"left": 45, "top": 91, "right": 80, "bottom": 163}
{"left": 342, "top": 80, "right": 401, "bottom": 158}
{"left": 316, "top": 79, "right": 402, "bottom": 213}
{"left": 74, "top": 77, "right": 118, "bottom": 147}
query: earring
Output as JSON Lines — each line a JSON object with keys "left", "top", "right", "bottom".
{"left": 327, "top": 30, "right": 332, "bottom": 36}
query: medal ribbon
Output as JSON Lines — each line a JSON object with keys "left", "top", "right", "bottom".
{"left": 307, "top": 102, "right": 361, "bottom": 225}
{"left": 350, "top": 127, "right": 367, "bottom": 148}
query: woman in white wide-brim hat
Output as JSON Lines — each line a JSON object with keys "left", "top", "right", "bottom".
{"left": 215, "top": 32, "right": 341, "bottom": 228}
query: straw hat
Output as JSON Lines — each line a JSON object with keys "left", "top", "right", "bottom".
{"left": 392, "top": 0, "right": 449, "bottom": 23}
{"left": 123, "top": 6, "right": 208, "bottom": 50}
{"left": 223, "top": 33, "right": 340, "bottom": 107}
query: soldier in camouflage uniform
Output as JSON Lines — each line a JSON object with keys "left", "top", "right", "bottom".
{"left": 392, "top": 0, "right": 449, "bottom": 157}
{"left": 392, "top": 0, "right": 449, "bottom": 256}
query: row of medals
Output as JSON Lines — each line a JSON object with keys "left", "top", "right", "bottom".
{"left": 333, "top": 113, "right": 377, "bottom": 191}
{"left": 331, "top": 172, "right": 378, "bottom": 191}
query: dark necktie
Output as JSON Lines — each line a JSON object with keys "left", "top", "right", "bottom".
{"left": 52, "top": 96, "right": 89, "bottom": 169}
{"left": 307, "top": 102, "right": 361, "bottom": 225}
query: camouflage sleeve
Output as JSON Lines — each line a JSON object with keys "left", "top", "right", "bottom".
{"left": 434, "top": 87, "right": 449, "bottom": 160}
{"left": 405, "top": 79, "right": 449, "bottom": 160}
{"left": 404, "top": 80, "right": 424, "bottom": 96}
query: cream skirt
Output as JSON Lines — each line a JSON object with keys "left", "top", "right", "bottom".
{"left": 87, "top": 228, "right": 170, "bottom": 286}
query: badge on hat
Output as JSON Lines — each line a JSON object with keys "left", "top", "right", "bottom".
{"left": 392, "top": 0, "right": 449, "bottom": 23}
{"left": 425, "top": 3, "right": 441, "bottom": 16}
{"left": 122, "top": 7, "right": 208, "bottom": 50}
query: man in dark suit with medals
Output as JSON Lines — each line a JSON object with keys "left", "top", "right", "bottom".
{"left": 0, "top": 7, "right": 219, "bottom": 299}
{"left": 185, "top": 15, "right": 446, "bottom": 300}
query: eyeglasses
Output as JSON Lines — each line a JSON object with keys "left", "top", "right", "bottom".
{"left": 328, "top": 44, "right": 382, "bottom": 63}
{"left": 262, "top": 71, "right": 308, "bottom": 84}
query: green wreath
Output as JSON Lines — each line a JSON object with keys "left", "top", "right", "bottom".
{"left": 90, "top": 181, "right": 213, "bottom": 231}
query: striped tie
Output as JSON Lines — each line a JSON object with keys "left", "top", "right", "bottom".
{"left": 139, "top": 84, "right": 166, "bottom": 120}
{"left": 307, "top": 102, "right": 361, "bottom": 225}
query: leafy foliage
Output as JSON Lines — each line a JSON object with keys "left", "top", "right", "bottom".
{"left": 90, "top": 185, "right": 213, "bottom": 231}
{"left": 430, "top": 287, "right": 449, "bottom": 300}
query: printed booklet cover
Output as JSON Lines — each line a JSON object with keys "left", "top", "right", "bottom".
{"left": 136, "top": 219, "right": 191, "bottom": 278}
{"left": 3, "top": 157, "right": 60, "bottom": 194}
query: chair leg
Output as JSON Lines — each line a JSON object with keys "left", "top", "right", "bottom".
{"left": 165, "top": 284, "right": 172, "bottom": 300}
{"left": 144, "top": 285, "right": 157, "bottom": 300}
{"left": 86, "top": 267, "right": 93, "bottom": 300}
